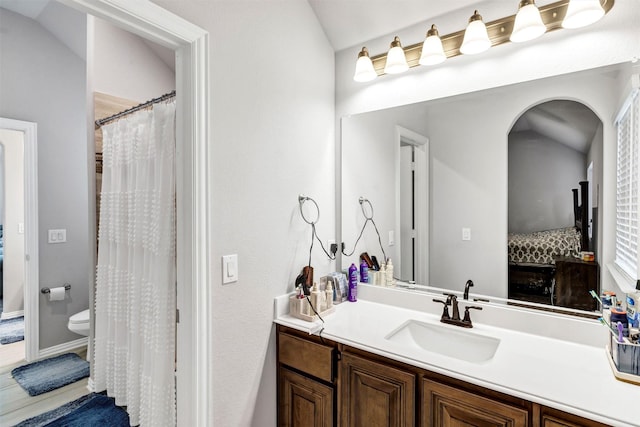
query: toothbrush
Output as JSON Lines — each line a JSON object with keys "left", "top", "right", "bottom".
{"left": 598, "top": 317, "right": 618, "bottom": 335}
{"left": 589, "top": 290, "right": 603, "bottom": 308}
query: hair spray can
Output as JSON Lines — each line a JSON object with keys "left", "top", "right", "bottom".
{"left": 348, "top": 263, "right": 358, "bottom": 302}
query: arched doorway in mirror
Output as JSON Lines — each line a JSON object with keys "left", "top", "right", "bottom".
{"left": 507, "top": 100, "right": 602, "bottom": 312}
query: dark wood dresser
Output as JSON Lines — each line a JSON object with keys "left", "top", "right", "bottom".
{"left": 553, "top": 256, "right": 599, "bottom": 311}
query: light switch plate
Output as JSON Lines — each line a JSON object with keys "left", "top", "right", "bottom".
{"left": 462, "top": 228, "right": 471, "bottom": 241}
{"left": 222, "top": 254, "right": 238, "bottom": 284}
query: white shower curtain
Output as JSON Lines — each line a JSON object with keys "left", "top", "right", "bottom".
{"left": 94, "top": 100, "right": 176, "bottom": 427}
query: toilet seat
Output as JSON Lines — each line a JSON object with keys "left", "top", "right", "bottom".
{"left": 68, "top": 309, "right": 90, "bottom": 336}
{"left": 69, "top": 309, "right": 90, "bottom": 325}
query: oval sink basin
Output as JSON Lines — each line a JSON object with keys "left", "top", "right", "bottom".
{"left": 384, "top": 319, "right": 500, "bottom": 363}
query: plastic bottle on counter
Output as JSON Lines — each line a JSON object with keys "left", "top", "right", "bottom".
{"left": 348, "top": 263, "right": 358, "bottom": 302}
{"left": 325, "top": 281, "right": 334, "bottom": 310}
{"left": 379, "top": 263, "right": 387, "bottom": 286}
{"left": 360, "top": 258, "right": 369, "bottom": 283}
{"left": 386, "top": 258, "right": 394, "bottom": 287}
{"left": 611, "top": 307, "right": 629, "bottom": 337}
{"left": 627, "top": 291, "right": 640, "bottom": 328}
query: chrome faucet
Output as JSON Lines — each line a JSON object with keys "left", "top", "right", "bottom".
{"left": 463, "top": 279, "right": 474, "bottom": 300}
{"left": 433, "top": 294, "right": 482, "bottom": 328}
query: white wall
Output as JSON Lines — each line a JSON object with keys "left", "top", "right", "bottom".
{"left": 508, "top": 131, "right": 586, "bottom": 234}
{"left": 92, "top": 17, "right": 175, "bottom": 102}
{"left": 150, "top": 1, "right": 335, "bottom": 425}
{"left": 0, "top": 8, "right": 91, "bottom": 348}
{"left": 342, "top": 105, "right": 430, "bottom": 274}
{"left": 0, "top": 129, "right": 25, "bottom": 315}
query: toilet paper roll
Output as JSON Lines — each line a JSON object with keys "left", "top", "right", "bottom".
{"left": 49, "top": 287, "right": 66, "bottom": 301}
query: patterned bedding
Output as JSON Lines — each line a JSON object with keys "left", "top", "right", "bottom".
{"left": 508, "top": 227, "right": 581, "bottom": 265}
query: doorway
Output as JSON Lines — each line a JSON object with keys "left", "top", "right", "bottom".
{"left": 0, "top": 118, "right": 39, "bottom": 365}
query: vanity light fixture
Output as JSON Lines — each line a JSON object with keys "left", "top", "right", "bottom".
{"left": 353, "top": 0, "right": 614, "bottom": 82}
{"left": 383, "top": 36, "right": 409, "bottom": 74}
{"left": 460, "top": 10, "right": 491, "bottom": 55}
{"left": 562, "top": 0, "right": 605, "bottom": 29}
{"left": 353, "top": 47, "right": 377, "bottom": 82}
{"left": 510, "top": 0, "right": 547, "bottom": 43}
{"left": 419, "top": 25, "right": 446, "bottom": 66}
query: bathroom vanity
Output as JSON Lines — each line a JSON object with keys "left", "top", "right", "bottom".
{"left": 274, "top": 285, "right": 639, "bottom": 426}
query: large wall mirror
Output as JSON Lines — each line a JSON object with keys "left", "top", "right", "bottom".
{"left": 341, "top": 61, "right": 632, "bottom": 316}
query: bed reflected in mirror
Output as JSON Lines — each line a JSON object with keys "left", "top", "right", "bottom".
{"left": 507, "top": 100, "right": 601, "bottom": 311}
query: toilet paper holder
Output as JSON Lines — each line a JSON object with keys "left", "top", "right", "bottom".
{"left": 41, "top": 283, "right": 71, "bottom": 294}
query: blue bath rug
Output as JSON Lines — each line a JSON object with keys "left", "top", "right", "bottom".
{"left": 14, "top": 393, "right": 130, "bottom": 427}
{"left": 0, "top": 316, "right": 24, "bottom": 344}
{"left": 11, "top": 353, "right": 90, "bottom": 396}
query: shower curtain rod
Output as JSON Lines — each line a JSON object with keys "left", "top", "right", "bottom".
{"left": 95, "top": 90, "right": 176, "bottom": 128}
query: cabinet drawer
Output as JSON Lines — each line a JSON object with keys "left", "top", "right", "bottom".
{"left": 278, "top": 332, "right": 334, "bottom": 382}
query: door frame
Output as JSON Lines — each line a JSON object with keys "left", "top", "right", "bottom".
{"left": 0, "top": 118, "right": 39, "bottom": 362}
{"left": 59, "top": 1, "right": 211, "bottom": 425}
{"left": 395, "top": 126, "right": 429, "bottom": 286}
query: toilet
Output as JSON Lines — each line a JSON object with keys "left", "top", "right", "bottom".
{"left": 68, "top": 309, "right": 90, "bottom": 336}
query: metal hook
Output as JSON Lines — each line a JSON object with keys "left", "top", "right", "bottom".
{"left": 359, "top": 196, "right": 374, "bottom": 220}
{"left": 298, "top": 194, "right": 320, "bottom": 225}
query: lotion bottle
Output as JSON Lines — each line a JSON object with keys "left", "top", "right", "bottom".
{"left": 310, "top": 282, "right": 323, "bottom": 313}
{"left": 379, "top": 263, "right": 387, "bottom": 286}
{"left": 325, "top": 281, "right": 334, "bottom": 309}
{"left": 386, "top": 258, "right": 394, "bottom": 287}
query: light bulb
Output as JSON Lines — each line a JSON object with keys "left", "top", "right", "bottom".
{"left": 353, "top": 47, "right": 377, "bottom": 82}
{"left": 419, "top": 25, "right": 446, "bottom": 66}
{"left": 460, "top": 10, "right": 491, "bottom": 55}
{"left": 562, "top": 0, "right": 605, "bottom": 29}
{"left": 510, "top": 1, "right": 546, "bottom": 42}
{"left": 384, "top": 36, "right": 409, "bottom": 74}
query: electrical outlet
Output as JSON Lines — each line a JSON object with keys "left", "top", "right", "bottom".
{"left": 48, "top": 229, "right": 67, "bottom": 243}
{"left": 328, "top": 240, "right": 338, "bottom": 257}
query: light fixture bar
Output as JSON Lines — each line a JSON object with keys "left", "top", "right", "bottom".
{"left": 368, "top": 0, "right": 613, "bottom": 76}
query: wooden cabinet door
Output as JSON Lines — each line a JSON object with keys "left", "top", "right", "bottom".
{"left": 539, "top": 406, "right": 609, "bottom": 427}
{"left": 340, "top": 352, "right": 415, "bottom": 427}
{"left": 422, "top": 378, "right": 528, "bottom": 427}
{"left": 279, "top": 367, "right": 333, "bottom": 427}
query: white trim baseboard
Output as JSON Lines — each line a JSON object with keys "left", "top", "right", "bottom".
{"left": 38, "top": 337, "right": 88, "bottom": 359}
{"left": 0, "top": 309, "right": 24, "bottom": 320}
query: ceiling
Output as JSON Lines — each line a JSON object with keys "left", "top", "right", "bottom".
{"left": 307, "top": 0, "right": 482, "bottom": 51}
{"left": 511, "top": 101, "right": 601, "bottom": 154}
{"left": 0, "top": 0, "right": 174, "bottom": 71}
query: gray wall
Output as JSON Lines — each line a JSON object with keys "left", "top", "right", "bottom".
{"left": 508, "top": 131, "right": 586, "bottom": 234}
{"left": 0, "top": 8, "right": 91, "bottom": 348}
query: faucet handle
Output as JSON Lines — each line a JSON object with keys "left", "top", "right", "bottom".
{"left": 432, "top": 299, "right": 451, "bottom": 320}
{"left": 462, "top": 305, "right": 482, "bottom": 324}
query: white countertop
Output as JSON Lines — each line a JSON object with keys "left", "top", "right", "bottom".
{"left": 274, "top": 285, "right": 640, "bottom": 427}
